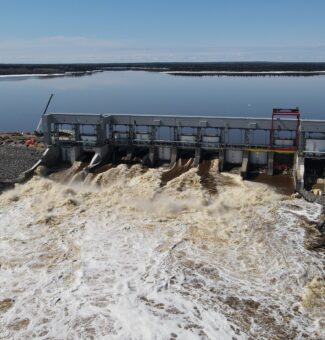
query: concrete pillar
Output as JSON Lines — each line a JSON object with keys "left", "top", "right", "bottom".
{"left": 108, "top": 123, "right": 113, "bottom": 141}
{"left": 150, "top": 126, "right": 156, "bottom": 141}
{"left": 196, "top": 127, "right": 202, "bottom": 143}
{"left": 170, "top": 147, "right": 178, "bottom": 165}
{"left": 194, "top": 147, "right": 201, "bottom": 166}
{"left": 240, "top": 150, "right": 249, "bottom": 179}
{"left": 128, "top": 125, "right": 134, "bottom": 141}
{"left": 218, "top": 149, "right": 225, "bottom": 172}
{"left": 99, "top": 121, "right": 107, "bottom": 142}
{"left": 294, "top": 153, "right": 305, "bottom": 191}
{"left": 70, "top": 146, "right": 82, "bottom": 163}
{"left": 298, "top": 131, "right": 305, "bottom": 154}
{"left": 74, "top": 124, "right": 80, "bottom": 142}
{"left": 244, "top": 129, "right": 251, "bottom": 145}
{"left": 267, "top": 152, "right": 274, "bottom": 176}
{"left": 149, "top": 146, "right": 157, "bottom": 167}
{"left": 220, "top": 128, "right": 226, "bottom": 144}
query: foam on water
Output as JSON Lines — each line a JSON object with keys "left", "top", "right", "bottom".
{"left": 0, "top": 162, "right": 323, "bottom": 339}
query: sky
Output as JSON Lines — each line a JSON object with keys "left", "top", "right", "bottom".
{"left": 0, "top": 0, "right": 325, "bottom": 63}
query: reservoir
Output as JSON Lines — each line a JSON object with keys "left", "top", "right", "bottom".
{"left": 0, "top": 71, "right": 324, "bottom": 131}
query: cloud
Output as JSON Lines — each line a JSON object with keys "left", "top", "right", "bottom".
{"left": 0, "top": 36, "right": 324, "bottom": 63}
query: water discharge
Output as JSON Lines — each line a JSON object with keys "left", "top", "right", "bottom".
{"left": 0, "top": 160, "right": 324, "bottom": 339}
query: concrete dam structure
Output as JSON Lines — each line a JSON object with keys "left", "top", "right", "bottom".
{"left": 41, "top": 109, "right": 325, "bottom": 192}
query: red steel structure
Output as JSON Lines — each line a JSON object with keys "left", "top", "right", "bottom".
{"left": 270, "top": 108, "right": 300, "bottom": 152}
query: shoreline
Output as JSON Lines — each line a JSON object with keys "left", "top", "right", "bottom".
{"left": 1, "top": 70, "right": 325, "bottom": 79}
{"left": 1, "top": 62, "right": 325, "bottom": 77}
{"left": 164, "top": 70, "right": 325, "bottom": 76}
{"left": 0, "top": 70, "right": 101, "bottom": 79}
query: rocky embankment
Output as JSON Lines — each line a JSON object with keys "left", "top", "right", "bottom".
{"left": 0, "top": 133, "right": 45, "bottom": 188}
{"left": 298, "top": 189, "right": 325, "bottom": 206}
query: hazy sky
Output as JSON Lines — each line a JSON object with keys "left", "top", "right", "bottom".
{"left": 1, "top": 0, "right": 325, "bottom": 63}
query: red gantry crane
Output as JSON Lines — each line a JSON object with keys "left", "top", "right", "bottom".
{"left": 270, "top": 108, "right": 300, "bottom": 152}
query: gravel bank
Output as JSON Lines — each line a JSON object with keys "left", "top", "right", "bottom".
{"left": 0, "top": 145, "right": 44, "bottom": 181}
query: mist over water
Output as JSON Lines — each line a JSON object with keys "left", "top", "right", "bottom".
{"left": 0, "top": 71, "right": 325, "bottom": 131}
{"left": 0, "top": 161, "right": 323, "bottom": 339}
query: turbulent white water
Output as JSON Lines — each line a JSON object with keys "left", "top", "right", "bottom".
{"left": 0, "top": 161, "right": 324, "bottom": 339}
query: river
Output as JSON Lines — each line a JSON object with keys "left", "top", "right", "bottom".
{"left": 0, "top": 71, "right": 324, "bottom": 131}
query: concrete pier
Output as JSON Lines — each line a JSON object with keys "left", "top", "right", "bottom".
{"left": 218, "top": 149, "right": 225, "bottom": 172}
{"left": 148, "top": 146, "right": 157, "bottom": 167}
{"left": 194, "top": 147, "right": 201, "bottom": 167}
{"left": 240, "top": 150, "right": 249, "bottom": 179}
{"left": 70, "top": 146, "right": 82, "bottom": 163}
{"left": 267, "top": 152, "right": 274, "bottom": 176}
{"left": 170, "top": 147, "right": 178, "bottom": 165}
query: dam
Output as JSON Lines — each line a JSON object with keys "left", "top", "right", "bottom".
{"left": 40, "top": 108, "right": 325, "bottom": 193}
{"left": 1, "top": 109, "right": 324, "bottom": 339}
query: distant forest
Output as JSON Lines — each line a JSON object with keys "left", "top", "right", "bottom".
{"left": 1, "top": 62, "right": 325, "bottom": 75}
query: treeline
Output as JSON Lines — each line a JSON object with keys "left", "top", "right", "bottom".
{"left": 1, "top": 62, "right": 325, "bottom": 75}
{"left": 168, "top": 73, "right": 325, "bottom": 77}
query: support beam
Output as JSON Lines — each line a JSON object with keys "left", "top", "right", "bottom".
{"left": 267, "top": 152, "right": 274, "bottom": 176}
{"left": 244, "top": 129, "right": 251, "bottom": 145}
{"left": 240, "top": 150, "right": 249, "bottom": 179}
{"left": 70, "top": 146, "right": 82, "bottom": 163}
{"left": 218, "top": 149, "right": 225, "bottom": 172}
{"left": 194, "top": 147, "right": 201, "bottom": 166}
{"left": 149, "top": 146, "right": 157, "bottom": 167}
{"left": 74, "top": 124, "right": 80, "bottom": 141}
{"left": 170, "top": 147, "right": 178, "bottom": 165}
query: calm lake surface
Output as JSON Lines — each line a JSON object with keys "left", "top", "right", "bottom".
{"left": 0, "top": 71, "right": 324, "bottom": 131}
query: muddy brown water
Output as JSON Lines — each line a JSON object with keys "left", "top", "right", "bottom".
{"left": 198, "top": 159, "right": 218, "bottom": 195}
{"left": 48, "top": 159, "right": 295, "bottom": 197}
{"left": 248, "top": 172, "right": 295, "bottom": 195}
{"left": 161, "top": 158, "right": 194, "bottom": 186}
